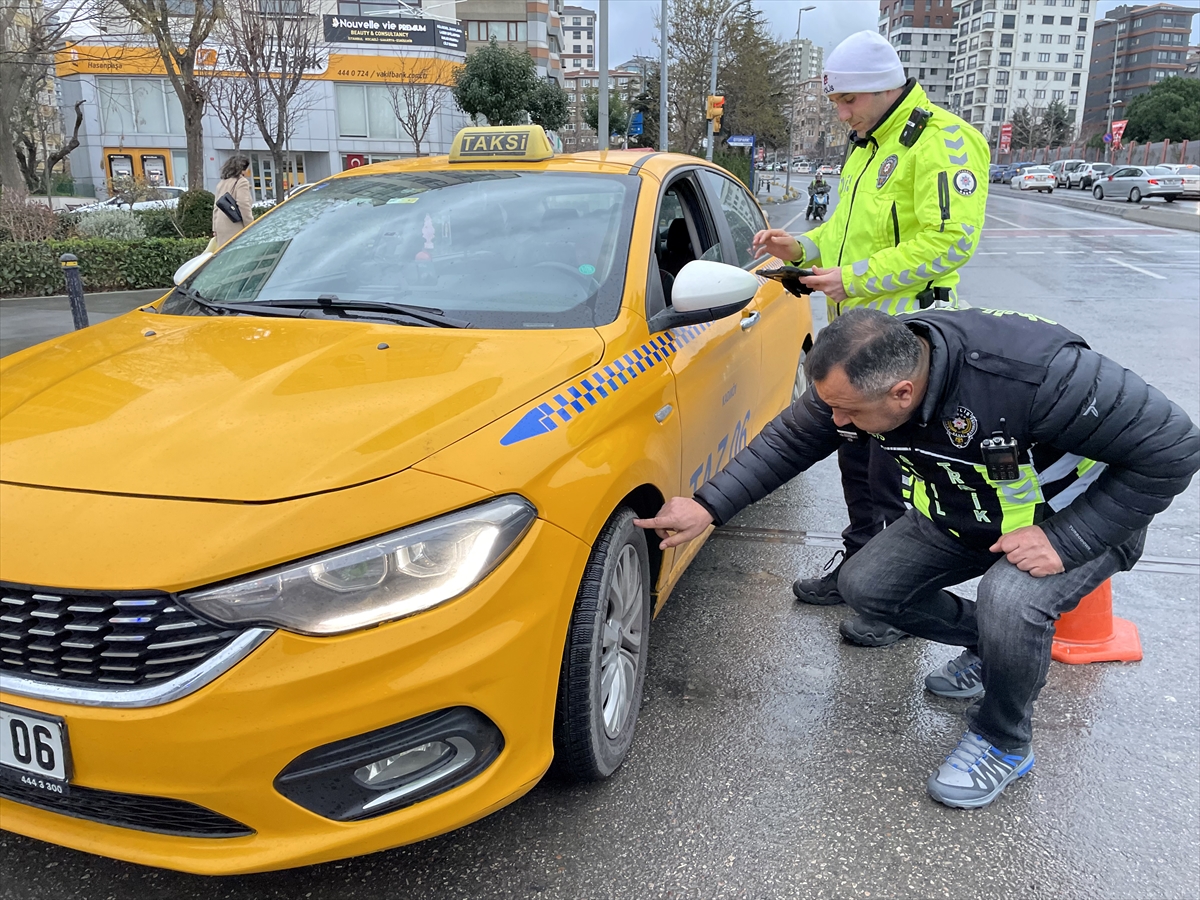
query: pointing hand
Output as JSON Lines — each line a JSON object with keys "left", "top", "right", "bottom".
{"left": 634, "top": 498, "right": 714, "bottom": 550}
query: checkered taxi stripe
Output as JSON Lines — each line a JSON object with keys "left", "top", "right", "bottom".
{"left": 500, "top": 322, "right": 714, "bottom": 445}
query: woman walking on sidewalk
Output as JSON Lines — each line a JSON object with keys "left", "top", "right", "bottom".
{"left": 212, "top": 156, "right": 254, "bottom": 248}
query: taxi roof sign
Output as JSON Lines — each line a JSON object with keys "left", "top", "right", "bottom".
{"left": 449, "top": 125, "right": 555, "bottom": 163}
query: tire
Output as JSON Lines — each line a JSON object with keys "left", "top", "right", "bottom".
{"left": 1129, "top": 187, "right": 1141, "bottom": 203}
{"left": 1047, "top": 188, "right": 1054, "bottom": 194}
{"left": 1164, "top": 195, "right": 1177, "bottom": 203}
{"left": 1093, "top": 185, "right": 1104, "bottom": 200}
{"left": 553, "top": 507, "right": 651, "bottom": 781}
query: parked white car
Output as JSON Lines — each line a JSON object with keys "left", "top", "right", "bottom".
{"left": 1009, "top": 165, "right": 1055, "bottom": 192}
{"left": 1158, "top": 164, "right": 1200, "bottom": 199}
{"left": 73, "top": 186, "right": 185, "bottom": 213}
{"left": 1048, "top": 158, "right": 1086, "bottom": 188}
{"left": 1092, "top": 165, "right": 1187, "bottom": 203}
{"left": 1070, "top": 162, "right": 1111, "bottom": 189}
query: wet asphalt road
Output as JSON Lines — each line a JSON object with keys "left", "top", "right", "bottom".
{"left": 1, "top": 188, "right": 1198, "bottom": 899}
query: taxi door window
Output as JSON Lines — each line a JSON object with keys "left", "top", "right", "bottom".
{"left": 650, "top": 174, "right": 721, "bottom": 314}
{"left": 698, "top": 170, "right": 767, "bottom": 269}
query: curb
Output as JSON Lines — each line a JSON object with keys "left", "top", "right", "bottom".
{"left": 1010, "top": 188, "right": 1200, "bottom": 232}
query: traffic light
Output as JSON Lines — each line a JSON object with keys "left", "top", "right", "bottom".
{"left": 706, "top": 95, "right": 725, "bottom": 131}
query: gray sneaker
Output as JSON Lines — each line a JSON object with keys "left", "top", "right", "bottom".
{"left": 927, "top": 730, "right": 1035, "bottom": 809}
{"left": 925, "top": 650, "right": 984, "bottom": 698}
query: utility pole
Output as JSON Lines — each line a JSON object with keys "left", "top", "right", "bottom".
{"left": 786, "top": 5, "right": 815, "bottom": 193}
{"left": 1105, "top": 18, "right": 1119, "bottom": 164}
{"left": 705, "top": 0, "right": 749, "bottom": 162}
{"left": 599, "top": 0, "right": 609, "bottom": 151}
{"left": 660, "top": 0, "right": 668, "bottom": 152}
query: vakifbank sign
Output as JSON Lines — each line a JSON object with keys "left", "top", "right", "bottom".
{"left": 323, "top": 16, "right": 466, "bottom": 52}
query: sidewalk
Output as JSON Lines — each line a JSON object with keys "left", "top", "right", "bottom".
{"left": 0, "top": 288, "right": 165, "bottom": 358}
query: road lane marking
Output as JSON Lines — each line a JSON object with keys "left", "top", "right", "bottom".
{"left": 978, "top": 251, "right": 1008, "bottom": 255}
{"left": 781, "top": 208, "right": 809, "bottom": 231}
{"left": 1055, "top": 250, "right": 1086, "bottom": 254}
{"left": 1130, "top": 250, "right": 1165, "bottom": 254}
{"left": 986, "top": 213, "right": 1025, "bottom": 228}
{"left": 1105, "top": 257, "right": 1167, "bottom": 279}
{"left": 1016, "top": 251, "right": 1045, "bottom": 254}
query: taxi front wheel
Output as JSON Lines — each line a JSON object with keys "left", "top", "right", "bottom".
{"left": 553, "top": 507, "right": 651, "bottom": 781}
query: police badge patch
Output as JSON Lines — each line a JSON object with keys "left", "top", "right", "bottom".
{"left": 953, "top": 169, "right": 977, "bottom": 195}
{"left": 943, "top": 406, "right": 978, "bottom": 448}
{"left": 877, "top": 154, "right": 899, "bottom": 189}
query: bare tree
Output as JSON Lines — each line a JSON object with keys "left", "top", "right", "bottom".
{"left": 15, "top": 100, "right": 87, "bottom": 196}
{"left": 1, "top": 0, "right": 97, "bottom": 194}
{"left": 200, "top": 72, "right": 256, "bottom": 153}
{"left": 382, "top": 60, "right": 451, "bottom": 157}
{"left": 110, "top": 0, "right": 221, "bottom": 190}
{"left": 219, "top": 0, "right": 326, "bottom": 198}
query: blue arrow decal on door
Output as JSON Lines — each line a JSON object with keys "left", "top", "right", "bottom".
{"left": 499, "top": 322, "right": 715, "bottom": 446}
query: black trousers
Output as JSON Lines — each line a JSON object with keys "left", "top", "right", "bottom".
{"left": 837, "top": 437, "right": 907, "bottom": 557}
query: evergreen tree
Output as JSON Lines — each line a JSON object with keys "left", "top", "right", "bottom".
{"left": 1124, "top": 77, "right": 1200, "bottom": 143}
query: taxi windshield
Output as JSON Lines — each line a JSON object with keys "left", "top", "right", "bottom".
{"left": 172, "top": 170, "right": 639, "bottom": 329}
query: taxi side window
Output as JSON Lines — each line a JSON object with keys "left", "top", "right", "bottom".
{"left": 699, "top": 170, "right": 767, "bottom": 269}
{"left": 648, "top": 175, "right": 721, "bottom": 317}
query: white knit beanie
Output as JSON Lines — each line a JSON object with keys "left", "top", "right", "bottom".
{"left": 823, "top": 30, "right": 906, "bottom": 95}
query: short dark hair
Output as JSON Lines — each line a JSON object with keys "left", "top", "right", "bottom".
{"left": 220, "top": 155, "right": 250, "bottom": 180}
{"left": 805, "top": 308, "right": 923, "bottom": 397}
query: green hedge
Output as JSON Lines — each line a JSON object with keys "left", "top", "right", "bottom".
{"left": 0, "top": 237, "right": 210, "bottom": 298}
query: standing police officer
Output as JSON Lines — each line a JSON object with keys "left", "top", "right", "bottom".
{"left": 753, "top": 31, "right": 990, "bottom": 647}
{"left": 635, "top": 308, "right": 1199, "bottom": 808}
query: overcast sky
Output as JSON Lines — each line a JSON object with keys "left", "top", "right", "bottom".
{"left": 606, "top": 0, "right": 880, "bottom": 66}
{"left": 601, "top": 0, "right": 1200, "bottom": 68}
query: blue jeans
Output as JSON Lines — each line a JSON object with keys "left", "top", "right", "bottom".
{"left": 837, "top": 509, "right": 1145, "bottom": 750}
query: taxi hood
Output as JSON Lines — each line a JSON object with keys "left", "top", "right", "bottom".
{"left": 0, "top": 312, "right": 603, "bottom": 501}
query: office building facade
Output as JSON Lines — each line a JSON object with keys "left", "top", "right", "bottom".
{"left": 458, "top": 0, "right": 567, "bottom": 85}
{"left": 878, "top": 0, "right": 958, "bottom": 106}
{"left": 949, "top": 0, "right": 1095, "bottom": 144}
{"left": 1081, "top": 3, "right": 1198, "bottom": 135}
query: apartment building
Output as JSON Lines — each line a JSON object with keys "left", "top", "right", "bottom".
{"left": 560, "top": 4, "right": 596, "bottom": 72}
{"left": 458, "top": 0, "right": 567, "bottom": 85}
{"left": 950, "top": 0, "right": 1095, "bottom": 144}
{"left": 562, "top": 61, "right": 644, "bottom": 151}
{"left": 1081, "top": 3, "right": 1199, "bottom": 134}
{"left": 878, "top": 0, "right": 958, "bottom": 106}
{"left": 56, "top": 0, "right": 468, "bottom": 199}
{"left": 791, "top": 76, "right": 849, "bottom": 163}
{"left": 784, "top": 37, "right": 824, "bottom": 84}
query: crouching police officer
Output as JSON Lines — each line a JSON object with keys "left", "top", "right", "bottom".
{"left": 753, "top": 31, "right": 990, "bottom": 648}
{"left": 635, "top": 307, "right": 1199, "bottom": 809}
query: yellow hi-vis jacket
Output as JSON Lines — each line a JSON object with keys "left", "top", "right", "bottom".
{"left": 790, "top": 81, "right": 990, "bottom": 320}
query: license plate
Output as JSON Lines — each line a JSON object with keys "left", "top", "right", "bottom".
{"left": 0, "top": 704, "right": 71, "bottom": 798}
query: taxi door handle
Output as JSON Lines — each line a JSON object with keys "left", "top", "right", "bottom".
{"left": 740, "top": 311, "right": 760, "bottom": 331}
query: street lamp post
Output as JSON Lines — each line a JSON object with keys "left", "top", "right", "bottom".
{"left": 660, "top": 0, "right": 669, "bottom": 152}
{"left": 1105, "top": 20, "right": 1119, "bottom": 164}
{"left": 599, "top": 0, "right": 609, "bottom": 151}
{"left": 785, "top": 5, "right": 816, "bottom": 193}
{"left": 705, "top": 0, "right": 750, "bottom": 162}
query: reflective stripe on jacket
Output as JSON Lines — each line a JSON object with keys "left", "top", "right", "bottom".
{"left": 790, "top": 81, "right": 990, "bottom": 321}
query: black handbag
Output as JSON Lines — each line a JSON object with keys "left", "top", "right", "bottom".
{"left": 216, "top": 190, "right": 243, "bottom": 223}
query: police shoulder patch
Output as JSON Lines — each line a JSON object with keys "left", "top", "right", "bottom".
{"left": 953, "top": 169, "right": 977, "bottom": 196}
{"left": 877, "top": 154, "right": 899, "bottom": 189}
{"left": 943, "top": 405, "right": 978, "bottom": 449}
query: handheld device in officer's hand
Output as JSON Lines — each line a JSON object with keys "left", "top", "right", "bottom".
{"left": 760, "top": 267, "right": 815, "bottom": 297}
{"left": 981, "top": 417, "right": 1021, "bottom": 482}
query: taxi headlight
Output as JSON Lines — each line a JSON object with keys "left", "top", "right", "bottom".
{"left": 181, "top": 496, "right": 537, "bottom": 636}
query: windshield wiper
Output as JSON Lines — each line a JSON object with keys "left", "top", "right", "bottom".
{"left": 252, "top": 295, "right": 471, "bottom": 328}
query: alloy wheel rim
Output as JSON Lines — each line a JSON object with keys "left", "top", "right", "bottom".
{"left": 600, "top": 543, "right": 644, "bottom": 738}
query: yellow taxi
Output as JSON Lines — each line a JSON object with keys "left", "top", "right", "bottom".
{"left": 0, "top": 126, "right": 813, "bottom": 873}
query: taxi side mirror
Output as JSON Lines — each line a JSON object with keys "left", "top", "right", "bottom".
{"left": 647, "top": 260, "right": 756, "bottom": 334}
{"left": 173, "top": 252, "right": 213, "bottom": 285}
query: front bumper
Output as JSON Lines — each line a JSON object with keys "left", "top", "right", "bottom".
{"left": 0, "top": 517, "right": 590, "bottom": 874}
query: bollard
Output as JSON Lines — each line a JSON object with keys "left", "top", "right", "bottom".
{"left": 1051, "top": 579, "right": 1142, "bottom": 665}
{"left": 59, "top": 254, "right": 89, "bottom": 330}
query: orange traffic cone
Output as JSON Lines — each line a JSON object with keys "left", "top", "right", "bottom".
{"left": 1051, "top": 579, "right": 1143, "bottom": 664}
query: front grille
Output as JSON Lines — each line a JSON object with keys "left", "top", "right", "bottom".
{"left": 0, "top": 584, "right": 240, "bottom": 688}
{"left": 0, "top": 778, "right": 254, "bottom": 838}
